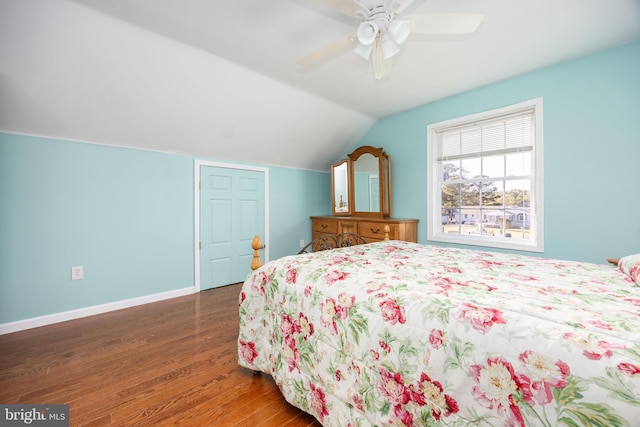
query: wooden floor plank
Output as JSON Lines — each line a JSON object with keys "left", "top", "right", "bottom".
{"left": 0, "top": 284, "right": 322, "bottom": 426}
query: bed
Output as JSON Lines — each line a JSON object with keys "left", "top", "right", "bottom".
{"left": 238, "top": 239, "right": 640, "bottom": 426}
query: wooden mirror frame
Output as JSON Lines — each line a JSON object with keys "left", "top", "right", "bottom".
{"left": 346, "top": 146, "right": 392, "bottom": 218}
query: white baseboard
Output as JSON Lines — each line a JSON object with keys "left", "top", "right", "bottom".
{"left": 0, "top": 287, "right": 195, "bottom": 335}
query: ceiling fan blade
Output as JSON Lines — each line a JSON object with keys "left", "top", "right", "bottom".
{"left": 297, "top": 34, "right": 356, "bottom": 68}
{"left": 387, "top": 0, "right": 424, "bottom": 14}
{"left": 313, "top": 0, "right": 368, "bottom": 18}
{"left": 407, "top": 13, "right": 485, "bottom": 35}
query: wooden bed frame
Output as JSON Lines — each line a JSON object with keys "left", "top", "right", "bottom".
{"left": 250, "top": 227, "right": 389, "bottom": 271}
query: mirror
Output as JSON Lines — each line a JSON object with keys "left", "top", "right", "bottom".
{"left": 353, "top": 153, "right": 380, "bottom": 212}
{"left": 331, "top": 159, "right": 351, "bottom": 216}
{"left": 329, "top": 145, "right": 391, "bottom": 218}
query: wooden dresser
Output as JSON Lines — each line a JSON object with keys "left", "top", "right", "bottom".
{"left": 311, "top": 216, "right": 418, "bottom": 244}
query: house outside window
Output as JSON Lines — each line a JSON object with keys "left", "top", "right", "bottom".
{"left": 427, "top": 98, "right": 544, "bottom": 252}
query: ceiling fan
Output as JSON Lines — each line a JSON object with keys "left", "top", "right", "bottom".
{"left": 298, "top": 0, "right": 484, "bottom": 80}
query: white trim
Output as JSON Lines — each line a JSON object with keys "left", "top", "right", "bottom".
{"left": 194, "top": 160, "right": 269, "bottom": 292}
{"left": 427, "top": 98, "right": 544, "bottom": 253}
{"left": 0, "top": 287, "right": 194, "bottom": 335}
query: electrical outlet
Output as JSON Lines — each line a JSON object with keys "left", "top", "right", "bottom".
{"left": 71, "top": 266, "right": 84, "bottom": 281}
{"left": 299, "top": 239, "right": 305, "bottom": 248}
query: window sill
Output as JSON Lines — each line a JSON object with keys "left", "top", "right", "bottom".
{"left": 427, "top": 232, "right": 544, "bottom": 253}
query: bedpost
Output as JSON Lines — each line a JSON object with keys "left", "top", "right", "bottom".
{"left": 384, "top": 225, "right": 390, "bottom": 241}
{"left": 251, "top": 236, "right": 263, "bottom": 270}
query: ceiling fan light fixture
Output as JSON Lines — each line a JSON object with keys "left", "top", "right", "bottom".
{"left": 354, "top": 42, "right": 374, "bottom": 59}
{"left": 388, "top": 19, "right": 411, "bottom": 44}
{"left": 380, "top": 34, "right": 400, "bottom": 59}
{"left": 356, "top": 21, "right": 378, "bottom": 45}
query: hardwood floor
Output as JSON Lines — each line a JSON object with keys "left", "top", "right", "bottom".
{"left": 0, "top": 283, "right": 323, "bottom": 426}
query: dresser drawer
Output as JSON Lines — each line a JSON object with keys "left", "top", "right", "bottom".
{"left": 312, "top": 218, "right": 338, "bottom": 234}
{"left": 358, "top": 221, "right": 397, "bottom": 241}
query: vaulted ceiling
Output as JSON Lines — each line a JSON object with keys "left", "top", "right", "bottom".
{"left": 1, "top": 0, "right": 639, "bottom": 170}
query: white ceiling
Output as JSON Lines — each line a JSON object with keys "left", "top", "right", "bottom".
{"left": 1, "top": 0, "right": 639, "bottom": 170}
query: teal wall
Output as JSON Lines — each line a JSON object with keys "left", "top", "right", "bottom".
{"left": 357, "top": 40, "right": 640, "bottom": 263}
{"left": 2, "top": 40, "right": 638, "bottom": 325}
{"left": 0, "top": 133, "right": 328, "bottom": 324}
{"left": 269, "top": 166, "right": 329, "bottom": 257}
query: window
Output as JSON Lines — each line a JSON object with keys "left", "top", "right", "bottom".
{"left": 427, "top": 98, "right": 544, "bottom": 252}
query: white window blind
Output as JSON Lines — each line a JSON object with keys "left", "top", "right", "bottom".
{"left": 436, "top": 110, "right": 535, "bottom": 162}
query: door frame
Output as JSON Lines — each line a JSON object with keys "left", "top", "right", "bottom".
{"left": 194, "top": 160, "right": 269, "bottom": 292}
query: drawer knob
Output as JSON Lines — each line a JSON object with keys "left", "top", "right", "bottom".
{"left": 370, "top": 228, "right": 380, "bottom": 233}
{"left": 321, "top": 224, "right": 328, "bottom": 229}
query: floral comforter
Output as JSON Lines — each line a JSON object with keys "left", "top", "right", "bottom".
{"left": 237, "top": 241, "right": 640, "bottom": 426}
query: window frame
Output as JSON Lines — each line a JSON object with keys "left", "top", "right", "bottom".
{"left": 427, "top": 98, "right": 544, "bottom": 252}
